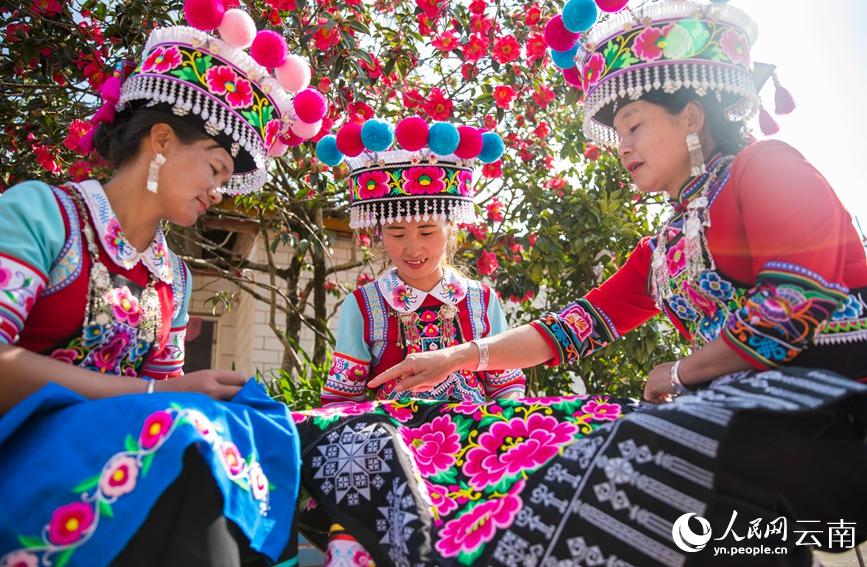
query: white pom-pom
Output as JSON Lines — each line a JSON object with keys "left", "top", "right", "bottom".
{"left": 275, "top": 54, "right": 312, "bottom": 94}
{"left": 219, "top": 9, "right": 257, "bottom": 49}
{"left": 291, "top": 119, "right": 322, "bottom": 139}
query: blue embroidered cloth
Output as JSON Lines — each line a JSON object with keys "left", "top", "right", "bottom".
{"left": 0, "top": 379, "right": 300, "bottom": 565}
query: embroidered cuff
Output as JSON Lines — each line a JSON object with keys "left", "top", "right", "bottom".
{"left": 141, "top": 326, "right": 186, "bottom": 379}
{"left": 531, "top": 298, "right": 619, "bottom": 367}
{"left": 723, "top": 262, "right": 848, "bottom": 368}
{"left": 0, "top": 253, "right": 48, "bottom": 344}
{"left": 320, "top": 351, "right": 371, "bottom": 405}
{"left": 483, "top": 368, "right": 526, "bottom": 399}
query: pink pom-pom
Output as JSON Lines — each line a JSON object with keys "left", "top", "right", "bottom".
{"left": 758, "top": 105, "right": 779, "bottom": 135}
{"left": 544, "top": 15, "right": 580, "bottom": 52}
{"left": 92, "top": 102, "right": 116, "bottom": 125}
{"left": 563, "top": 66, "right": 583, "bottom": 88}
{"left": 336, "top": 122, "right": 364, "bottom": 157}
{"left": 184, "top": 0, "right": 226, "bottom": 31}
{"left": 275, "top": 54, "right": 311, "bottom": 93}
{"left": 268, "top": 139, "right": 289, "bottom": 157}
{"left": 250, "top": 30, "right": 288, "bottom": 69}
{"left": 454, "top": 126, "right": 483, "bottom": 159}
{"left": 774, "top": 83, "right": 796, "bottom": 115}
{"left": 395, "top": 116, "right": 429, "bottom": 151}
{"left": 594, "top": 0, "right": 629, "bottom": 13}
{"left": 292, "top": 88, "right": 327, "bottom": 123}
{"left": 99, "top": 76, "right": 121, "bottom": 105}
{"left": 292, "top": 119, "right": 322, "bottom": 139}
{"left": 279, "top": 129, "right": 305, "bottom": 147}
{"left": 219, "top": 9, "right": 256, "bottom": 49}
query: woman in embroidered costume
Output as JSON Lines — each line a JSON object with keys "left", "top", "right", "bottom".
{"left": 317, "top": 118, "right": 526, "bottom": 407}
{"left": 309, "top": 117, "right": 525, "bottom": 563}
{"left": 0, "top": 2, "right": 327, "bottom": 565}
{"left": 291, "top": 1, "right": 867, "bottom": 566}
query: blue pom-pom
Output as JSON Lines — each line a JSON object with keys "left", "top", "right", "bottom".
{"left": 550, "top": 45, "right": 579, "bottom": 70}
{"left": 478, "top": 132, "right": 504, "bottom": 164}
{"left": 360, "top": 119, "right": 394, "bottom": 152}
{"left": 562, "top": 0, "right": 598, "bottom": 33}
{"left": 315, "top": 135, "right": 344, "bottom": 166}
{"left": 428, "top": 121, "right": 460, "bottom": 155}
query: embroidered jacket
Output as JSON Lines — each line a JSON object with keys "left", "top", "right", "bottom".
{"left": 321, "top": 268, "right": 526, "bottom": 404}
{"left": 0, "top": 180, "right": 192, "bottom": 380}
{"left": 532, "top": 141, "right": 867, "bottom": 380}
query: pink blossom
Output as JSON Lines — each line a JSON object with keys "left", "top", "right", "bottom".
{"left": 457, "top": 170, "right": 473, "bottom": 196}
{"left": 463, "top": 414, "right": 577, "bottom": 489}
{"left": 683, "top": 281, "right": 717, "bottom": 316}
{"left": 400, "top": 415, "right": 461, "bottom": 476}
{"left": 2, "top": 550, "right": 38, "bottom": 567}
{"left": 355, "top": 170, "right": 390, "bottom": 199}
{"left": 139, "top": 410, "right": 174, "bottom": 450}
{"left": 403, "top": 166, "right": 446, "bottom": 195}
{"left": 581, "top": 399, "right": 622, "bottom": 421}
{"left": 91, "top": 333, "right": 132, "bottom": 373}
{"left": 426, "top": 481, "right": 458, "bottom": 517}
{"left": 477, "top": 250, "right": 499, "bottom": 276}
{"left": 559, "top": 302, "right": 595, "bottom": 342}
{"left": 109, "top": 286, "right": 142, "bottom": 326}
{"left": 492, "top": 35, "right": 521, "bottom": 64}
{"left": 48, "top": 502, "right": 94, "bottom": 545}
{"left": 0, "top": 264, "right": 12, "bottom": 287}
{"left": 720, "top": 28, "right": 750, "bottom": 66}
{"left": 141, "top": 46, "right": 182, "bottom": 74}
{"left": 383, "top": 403, "right": 415, "bottom": 423}
{"left": 666, "top": 237, "right": 687, "bottom": 276}
{"left": 103, "top": 217, "right": 125, "bottom": 256}
{"left": 221, "top": 441, "right": 245, "bottom": 476}
{"left": 248, "top": 462, "right": 270, "bottom": 501}
{"left": 50, "top": 348, "right": 79, "bottom": 364}
{"left": 633, "top": 26, "right": 667, "bottom": 62}
{"left": 204, "top": 66, "right": 254, "bottom": 109}
{"left": 392, "top": 285, "right": 415, "bottom": 310}
{"left": 100, "top": 455, "right": 139, "bottom": 498}
{"left": 583, "top": 52, "right": 605, "bottom": 90}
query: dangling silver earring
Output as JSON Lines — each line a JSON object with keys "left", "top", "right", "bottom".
{"left": 147, "top": 153, "right": 166, "bottom": 194}
{"left": 685, "top": 133, "right": 706, "bottom": 177}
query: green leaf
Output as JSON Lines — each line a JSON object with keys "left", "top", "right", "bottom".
{"left": 141, "top": 452, "right": 155, "bottom": 478}
{"left": 17, "top": 534, "right": 44, "bottom": 549}
{"left": 679, "top": 19, "right": 710, "bottom": 52}
{"left": 71, "top": 474, "right": 100, "bottom": 494}
{"left": 241, "top": 109, "right": 262, "bottom": 129}
{"left": 169, "top": 66, "right": 198, "bottom": 83}
{"left": 427, "top": 466, "right": 458, "bottom": 485}
{"left": 98, "top": 499, "right": 114, "bottom": 518}
{"left": 54, "top": 548, "right": 75, "bottom": 567}
{"left": 124, "top": 434, "right": 139, "bottom": 453}
{"left": 451, "top": 415, "right": 474, "bottom": 440}
{"left": 457, "top": 544, "right": 486, "bottom": 565}
{"left": 194, "top": 54, "right": 213, "bottom": 75}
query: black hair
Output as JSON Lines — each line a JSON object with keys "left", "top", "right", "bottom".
{"left": 93, "top": 109, "right": 212, "bottom": 169}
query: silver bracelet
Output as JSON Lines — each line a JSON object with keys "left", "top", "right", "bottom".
{"left": 669, "top": 360, "right": 689, "bottom": 396}
{"left": 146, "top": 379, "right": 156, "bottom": 394}
{"left": 471, "top": 339, "right": 490, "bottom": 372}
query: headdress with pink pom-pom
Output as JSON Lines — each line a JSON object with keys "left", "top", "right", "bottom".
{"left": 315, "top": 117, "right": 505, "bottom": 229}
{"left": 105, "top": 0, "right": 326, "bottom": 194}
{"left": 543, "top": 0, "right": 796, "bottom": 146}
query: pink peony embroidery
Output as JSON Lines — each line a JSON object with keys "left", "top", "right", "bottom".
{"left": 383, "top": 403, "right": 415, "bottom": 423}
{"left": 633, "top": 26, "right": 667, "bottom": 62}
{"left": 99, "top": 455, "right": 139, "bottom": 498}
{"left": 422, "top": 323, "right": 439, "bottom": 338}
{"left": 141, "top": 46, "right": 182, "bottom": 73}
{"left": 2, "top": 550, "right": 38, "bottom": 567}
{"left": 683, "top": 281, "right": 717, "bottom": 316}
{"left": 401, "top": 415, "right": 461, "bottom": 476}
{"left": 559, "top": 302, "right": 595, "bottom": 343}
{"left": 435, "top": 480, "right": 525, "bottom": 558}
{"left": 426, "top": 480, "right": 459, "bottom": 517}
{"left": 264, "top": 118, "right": 282, "bottom": 149}
{"left": 221, "top": 441, "right": 245, "bottom": 476}
{"left": 581, "top": 399, "right": 621, "bottom": 421}
{"left": 50, "top": 348, "right": 79, "bottom": 364}
{"left": 583, "top": 52, "right": 605, "bottom": 90}
{"left": 456, "top": 170, "right": 473, "bottom": 196}
{"left": 420, "top": 310, "right": 438, "bottom": 323}
{"left": 204, "top": 66, "right": 254, "bottom": 109}
{"left": 463, "top": 413, "right": 577, "bottom": 490}
{"left": 0, "top": 264, "right": 12, "bottom": 287}
{"left": 139, "top": 410, "right": 174, "bottom": 450}
{"left": 347, "top": 364, "right": 369, "bottom": 383}
{"left": 109, "top": 286, "right": 142, "bottom": 326}
{"left": 186, "top": 409, "right": 217, "bottom": 443}
{"left": 355, "top": 170, "right": 390, "bottom": 200}
{"left": 248, "top": 462, "right": 270, "bottom": 501}
{"left": 91, "top": 333, "right": 133, "bottom": 373}
{"left": 403, "top": 166, "right": 446, "bottom": 195}
{"left": 392, "top": 285, "right": 416, "bottom": 310}
{"left": 666, "top": 237, "right": 687, "bottom": 276}
{"left": 103, "top": 218, "right": 126, "bottom": 257}
{"left": 47, "top": 502, "right": 95, "bottom": 546}
{"left": 720, "top": 28, "right": 750, "bottom": 66}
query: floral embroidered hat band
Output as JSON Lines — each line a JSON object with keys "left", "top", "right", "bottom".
{"left": 315, "top": 117, "right": 505, "bottom": 229}
{"left": 544, "top": 0, "right": 795, "bottom": 146}
{"left": 111, "top": 0, "right": 327, "bottom": 194}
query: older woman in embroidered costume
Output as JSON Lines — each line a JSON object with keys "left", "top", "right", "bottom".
{"left": 287, "top": 1, "right": 867, "bottom": 566}
{"left": 0, "top": 2, "right": 327, "bottom": 565}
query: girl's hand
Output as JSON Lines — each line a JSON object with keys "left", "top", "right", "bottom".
{"left": 643, "top": 362, "right": 676, "bottom": 403}
{"left": 368, "top": 347, "right": 465, "bottom": 393}
{"left": 156, "top": 369, "right": 247, "bottom": 400}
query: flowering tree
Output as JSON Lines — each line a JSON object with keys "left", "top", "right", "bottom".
{"left": 1, "top": 0, "right": 681, "bottom": 401}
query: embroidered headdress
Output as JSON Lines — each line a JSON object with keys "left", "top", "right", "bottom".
{"left": 314, "top": 116, "right": 505, "bottom": 229}
{"left": 90, "top": 0, "right": 326, "bottom": 194}
{"left": 544, "top": 0, "right": 795, "bottom": 146}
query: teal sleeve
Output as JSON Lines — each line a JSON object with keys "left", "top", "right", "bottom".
{"left": 171, "top": 262, "right": 193, "bottom": 329}
{"left": 333, "top": 293, "right": 372, "bottom": 362}
{"left": 485, "top": 290, "right": 511, "bottom": 336}
{"left": 0, "top": 181, "right": 66, "bottom": 275}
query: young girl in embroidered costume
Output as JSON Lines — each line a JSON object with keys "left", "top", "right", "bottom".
{"left": 316, "top": 117, "right": 526, "bottom": 406}
{"left": 0, "top": 1, "right": 327, "bottom": 564}
{"left": 287, "top": 2, "right": 867, "bottom": 565}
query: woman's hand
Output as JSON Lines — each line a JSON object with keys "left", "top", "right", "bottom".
{"left": 368, "top": 344, "right": 473, "bottom": 393}
{"left": 156, "top": 369, "right": 248, "bottom": 400}
{"left": 643, "top": 362, "right": 675, "bottom": 403}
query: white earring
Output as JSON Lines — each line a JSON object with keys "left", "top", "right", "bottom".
{"left": 685, "top": 133, "right": 706, "bottom": 177}
{"left": 147, "top": 153, "right": 166, "bottom": 194}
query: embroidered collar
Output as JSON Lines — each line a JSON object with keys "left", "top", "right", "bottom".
{"left": 74, "top": 180, "right": 174, "bottom": 283}
{"left": 671, "top": 153, "right": 729, "bottom": 213}
{"left": 377, "top": 268, "right": 468, "bottom": 313}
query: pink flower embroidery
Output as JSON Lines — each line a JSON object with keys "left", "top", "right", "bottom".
{"left": 264, "top": 118, "right": 282, "bottom": 149}
{"left": 583, "top": 52, "right": 605, "bottom": 90}
{"left": 559, "top": 302, "right": 595, "bottom": 343}
{"left": 463, "top": 413, "right": 577, "bottom": 490}
{"left": 141, "top": 46, "right": 182, "bottom": 73}
{"left": 426, "top": 481, "right": 458, "bottom": 517}
{"left": 91, "top": 333, "right": 132, "bottom": 373}
{"left": 666, "top": 237, "right": 687, "bottom": 276}
{"left": 0, "top": 264, "right": 12, "bottom": 287}
{"left": 420, "top": 310, "right": 438, "bottom": 323}
{"left": 521, "top": 395, "right": 582, "bottom": 404}
{"left": 401, "top": 415, "right": 461, "bottom": 476}
{"left": 720, "top": 28, "right": 750, "bottom": 66}
{"left": 356, "top": 170, "right": 390, "bottom": 199}
{"left": 403, "top": 167, "right": 446, "bottom": 195}
{"left": 633, "top": 25, "right": 670, "bottom": 62}
{"left": 109, "top": 286, "right": 142, "bottom": 326}
{"left": 2, "top": 550, "right": 38, "bottom": 567}
{"left": 204, "top": 66, "right": 254, "bottom": 109}
{"left": 347, "top": 364, "right": 369, "bottom": 383}
{"left": 581, "top": 399, "right": 621, "bottom": 421}
{"left": 384, "top": 402, "right": 415, "bottom": 423}
{"left": 186, "top": 409, "right": 217, "bottom": 443}
{"left": 457, "top": 170, "right": 473, "bottom": 196}
{"left": 440, "top": 281, "right": 465, "bottom": 302}
{"left": 292, "top": 412, "right": 309, "bottom": 424}
{"left": 435, "top": 480, "right": 525, "bottom": 558}
{"left": 48, "top": 502, "right": 95, "bottom": 545}
{"left": 422, "top": 323, "right": 439, "bottom": 338}
{"left": 103, "top": 217, "right": 125, "bottom": 256}
{"left": 100, "top": 455, "right": 139, "bottom": 498}
{"left": 392, "top": 285, "right": 415, "bottom": 310}
{"left": 248, "top": 462, "right": 269, "bottom": 501}
{"left": 352, "top": 549, "right": 375, "bottom": 567}
{"left": 221, "top": 441, "right": 245, "bottom": 476}
{"left": 139, "top": 410, "right": 174, "bottom": 450}
{"left": 683, "top": 281, "right": 717, "bottom": 316}
{"left": 50, "top": 348, "right": 79, "bottom": 365}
